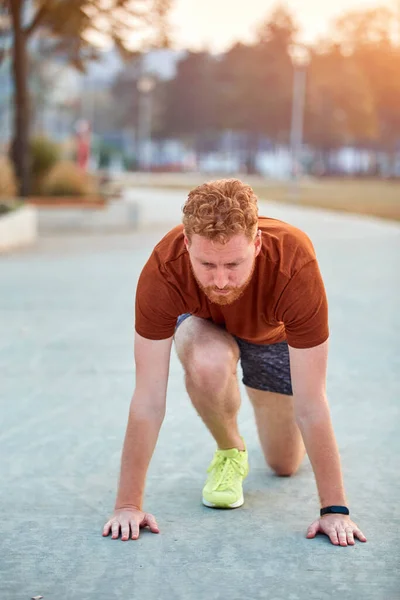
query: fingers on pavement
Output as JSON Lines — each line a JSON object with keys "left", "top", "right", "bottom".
{"left": 144, "top": 514, "right": 160, "bottom": 534}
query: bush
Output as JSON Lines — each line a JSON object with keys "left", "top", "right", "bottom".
{"left": 0, "top": 155, "right": 18, "bottom": 199}
{"left": 123, "top": 154, "right": 138, "bottom": 171}
{"left": 98, "top": 146, "right": 113, "bottom": 169}
{"left": 30, "top": 135, "right": 60, "bottom": 181}
{"left": 41, "top": 161, "right": 97, "bottom": 197}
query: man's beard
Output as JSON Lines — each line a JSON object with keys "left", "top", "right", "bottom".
{"left": 192, "top": 259, "right": 256, "bottom": 306}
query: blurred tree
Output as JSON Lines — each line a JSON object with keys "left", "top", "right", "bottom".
{"left": 108, "top": 57, "right": 165, "bottom": 167}
{"left": 305, "top": 44, "right": 378, "bottom": 171}
{"left": 331, "top": 7, "right": 400, "bottom": 172}
{"left": 332, "top": 7, "right": 394, "bottom": 52}
{"left": 109, "top": 54, "right": 142, "bottom": 132}
{"left": 253, "top": 5, "right": 298, "bottom": 142}
{"left": 0, "top": 0, "right": 171, "bottom": 196}
{"left": 216, "top": 5, "right": 297, "bottom": 172}
{"left": 161, "top": 51, "right": 218, "bottom": 155}
{"left": 215, "top": 42, "right": 262, "bottom": 172}
{"left": 159, "top": 5, "right": 298, "bottom": 172}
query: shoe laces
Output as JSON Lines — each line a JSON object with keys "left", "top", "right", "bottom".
{"left": 207, "top": 450, "right": 246, "bottom": 491}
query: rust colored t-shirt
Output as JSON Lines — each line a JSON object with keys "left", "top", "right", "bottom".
{"left": 135, "top": 217, "right": 329, "bottom": 349}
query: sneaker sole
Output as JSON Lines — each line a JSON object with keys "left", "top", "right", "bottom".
{"left": 202, "top": 494, "right": 244, "bottom": 509}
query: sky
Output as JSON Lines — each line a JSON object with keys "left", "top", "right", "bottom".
{"left": 168, "top": 0, "right": 397, "bottom": 51}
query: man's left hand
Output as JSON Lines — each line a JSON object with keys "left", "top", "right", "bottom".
{"left": 306, "top": 514, "right": 367, "bottom": 546}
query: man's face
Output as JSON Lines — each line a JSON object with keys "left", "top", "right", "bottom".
{"left": 184, "top": 231, "right": 262, "bottom": 305}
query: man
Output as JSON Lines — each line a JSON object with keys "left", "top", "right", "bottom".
{"left": 103, "top": 179, "right": 367, "bottom": 547}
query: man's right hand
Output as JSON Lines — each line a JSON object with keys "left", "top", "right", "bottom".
{"left": 102, "top": 508, "right": 160, "bottom": 541}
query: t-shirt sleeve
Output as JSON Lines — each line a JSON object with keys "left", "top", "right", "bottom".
{"left": 135, "top": 258, "right": 184, "bottom": 340}
{"left": 275, "top": 260, "right": 329, "bottom": 349}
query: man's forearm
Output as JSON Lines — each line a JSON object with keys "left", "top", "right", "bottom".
{"left": 115, "top": 396, "right": 165, "bottom": 511}
{"left": 295, "top": 397, "right": 347, "bottom": 508}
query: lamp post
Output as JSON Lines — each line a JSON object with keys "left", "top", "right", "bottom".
{"left": 137, "top": 74, "right": 156, "bottom": 172}
{"left": 289, "top": 44, "right": 310, "bottom": 197}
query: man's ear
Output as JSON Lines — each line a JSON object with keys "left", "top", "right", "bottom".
{"left": 183, "top": 231, "right": 190, "bottom": 250}
{"left": 255, "top": 229, "right": 262, "bottom": 256}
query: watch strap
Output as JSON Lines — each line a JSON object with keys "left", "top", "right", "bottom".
{"left": 320, "top": 505, "right": 350, "bottom": 517}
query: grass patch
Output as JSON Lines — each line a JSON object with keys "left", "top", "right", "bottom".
{"left": 252, "top": 178, "right": 400, "bottom": 221}
{"left": 125, "top": 174, "right": 400, "bottom": 221}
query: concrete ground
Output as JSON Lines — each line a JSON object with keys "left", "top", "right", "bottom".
{"left": 1, "top": 189, "right": 399, "bottom": 600}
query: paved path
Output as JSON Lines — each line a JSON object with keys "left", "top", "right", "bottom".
{"left": 1, "top": 190, "right": 399, "bottom": 600}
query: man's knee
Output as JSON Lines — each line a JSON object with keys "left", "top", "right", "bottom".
{"left": 266, "top": 450, "right": 306, "bottom": 476}
{"left": 184, "top": 344, "right": 237, "bottom": 392}
{"left": 268, "top": 462, "right": 299, "bottom": 477}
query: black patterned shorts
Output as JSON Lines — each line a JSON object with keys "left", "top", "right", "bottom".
{"left": 175, "top": 314, "right": 293, "bottom": 396}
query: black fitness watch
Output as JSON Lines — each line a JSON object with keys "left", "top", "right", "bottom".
{"left": 320, "top": 505, "right": 350, "bottom": 517}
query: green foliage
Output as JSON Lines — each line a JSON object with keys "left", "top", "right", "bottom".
{"left": 159, "top": 4, "right": 400, "bottom": 156}
{"left": 306, "top": 46, "right": 378, "bottom": 149}
{"left": 0, "top": 199, "right": 23, "bottom": 216}
{"left": 162, "top": 7, "right": 297, "bottom": 143}
{"left": 41, "top": 161, "right": 97, "bottom": 197}
{"left": 122, "top": 155, "right": 138, "bottom": 171}
{"left": 163, "top": 51, "right": 218, "bottom": 137}
{"left": 96, "top": 142, "right": 115, "bottom": 169}
{"left": 28, "top": 0, "right": 172, "bottom": 69}
{"left": 30, "top": 136, "right": 61, "bottom": 180}
{"left": 5, "top": 0, "right": 172, "bottom": 195}
{"left": 315, "top": 7, "right": 400, "bottom": 151}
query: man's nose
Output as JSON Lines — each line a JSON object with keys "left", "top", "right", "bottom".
{"left": 213, "top": 269, "right": 229, "bottom": 289}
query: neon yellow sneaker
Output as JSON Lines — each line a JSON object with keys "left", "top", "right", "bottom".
{"left": 202, "top": 442, "right": 249, "bottom": 509}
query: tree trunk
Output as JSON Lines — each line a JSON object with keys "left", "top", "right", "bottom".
{"left": 10, "top": 0, "right": 30, "bottom": 197}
